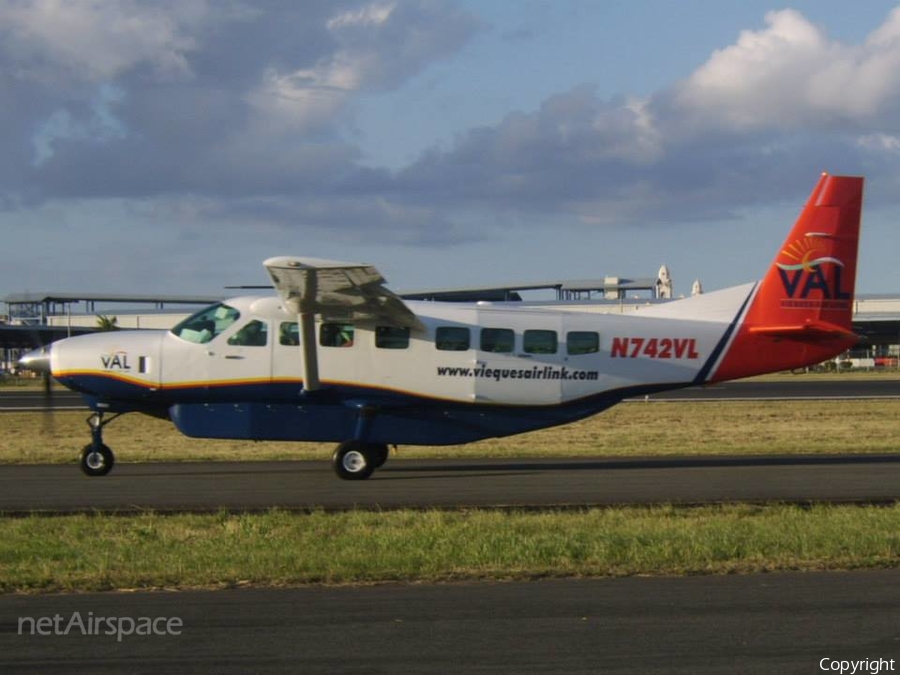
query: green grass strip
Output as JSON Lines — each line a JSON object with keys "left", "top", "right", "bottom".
{"left": 1, "top": 504, "right": 899, "bottom": 593}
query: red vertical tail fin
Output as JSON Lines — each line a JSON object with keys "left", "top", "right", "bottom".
{"left": 711, "top": 173, "right": 864, "bottom": 382}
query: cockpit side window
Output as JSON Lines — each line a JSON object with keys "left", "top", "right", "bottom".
{"left": 171, "top": 303, "right": 241, "bottom": 344}
{"left": 228, "top": 320, "right": 268, "bottom": 347}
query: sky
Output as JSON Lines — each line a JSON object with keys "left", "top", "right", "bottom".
{"left": 4, "top": 0, "right": 900, "bottom": 300}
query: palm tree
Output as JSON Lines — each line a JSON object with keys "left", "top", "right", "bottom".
{"left": 95, "top": 315, "right": 120, "bottom": 331}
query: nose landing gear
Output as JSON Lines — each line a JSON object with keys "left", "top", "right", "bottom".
{"left": 79, "top": 411, "right": 122, "bottom": 477}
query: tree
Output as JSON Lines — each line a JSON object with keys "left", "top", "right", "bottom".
{"left": 96, "top": 315, "right": 120, "bottom": 331}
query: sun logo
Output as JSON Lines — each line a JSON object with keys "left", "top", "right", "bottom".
{"left": 776, "top": 235, "right": 843, "bottom": 272}
{"left": 774, "top": 233, "right": 851, "bottom": 302}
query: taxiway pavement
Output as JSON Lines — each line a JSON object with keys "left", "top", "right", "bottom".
{"left": 2, "top": 570, "right": 898, "bottom": 674}
{"left": 1, "top": 455, "right": 897, "bottom": 513}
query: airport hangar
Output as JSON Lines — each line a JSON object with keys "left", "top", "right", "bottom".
{"left": 2, "top": 268, "right": 900, "bottom": 371}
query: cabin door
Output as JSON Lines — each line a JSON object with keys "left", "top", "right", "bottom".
{"left": 205, "top": 318, "right": 273, "bottom": 391}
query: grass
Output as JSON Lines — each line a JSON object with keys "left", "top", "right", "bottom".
{"left": 3, "top": 398, "right": 900, "bottom": 464}
{"left": 1, "top": 504, "right": 898, "bottom": 593}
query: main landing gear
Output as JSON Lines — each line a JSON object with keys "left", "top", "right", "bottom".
{"left": 331, "top": 441, "right": 390, "bottom": 481}
{"left": 79, "top": 411, "right": 123, "bottom": 477}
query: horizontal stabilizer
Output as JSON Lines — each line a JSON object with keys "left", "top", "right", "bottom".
{"left": 746, "top": 320, "right": 859, "bottom": 342}
{"left": 264, "top": 256, "right": 423, "bottom": 329}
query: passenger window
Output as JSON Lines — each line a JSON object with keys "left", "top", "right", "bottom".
{"left": 376, "top": 326, "right": 410, "bottom": 349}
{"left": 320, "top": 323, "right": 355, "bottom": 348}
{"left": 480, "top": 328, "right": 514, "bottom": 353}
{"left": 524, "top": 330, "right": 557, "bottom": 354}
{"left": 227, "top": 320, "right": 268, "bottom": 347}
{"left": 567, "top": 331, "right": 599, "bottom": 355}
{"left": 436, "top": 326, "right": 470, "bottom": 351}
{"left": 279, "top": 322, "right": 300, "bottom": 346}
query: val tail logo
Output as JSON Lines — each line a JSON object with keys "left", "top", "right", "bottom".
{"left": 775, "top": 234, "right": 850, "bottom": 303}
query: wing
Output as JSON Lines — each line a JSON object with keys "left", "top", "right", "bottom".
{"left": 264, "top": 256, "right": 423, "bottom": 330}
{"left": 263, "top": 256, "right": 423, "bottom": 393}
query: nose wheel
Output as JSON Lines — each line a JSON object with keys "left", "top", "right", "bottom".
{"left": 80, "top": 411, "right": 121, "bottom": 477}
{"left": 80, "top": 443, "right": 114, "bottom": 477}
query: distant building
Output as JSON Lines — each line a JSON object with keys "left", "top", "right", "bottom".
{"left": 656, "top": 265, "right": 673, "bottom": 299}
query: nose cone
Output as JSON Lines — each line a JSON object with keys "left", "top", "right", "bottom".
{"left": 18, "top": 346, "right": 52, "bottom": 374}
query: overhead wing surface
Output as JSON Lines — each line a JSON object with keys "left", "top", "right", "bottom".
{"left": 264, "top": 256, "right": 423, "bottom": 329}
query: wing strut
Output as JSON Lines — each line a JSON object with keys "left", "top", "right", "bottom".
{"left": 299, "top": 312, "right": 320, "bottom": 392}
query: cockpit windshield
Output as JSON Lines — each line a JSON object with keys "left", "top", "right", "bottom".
{"left": 170, "top": 303, "right": 241, "bottom": 344}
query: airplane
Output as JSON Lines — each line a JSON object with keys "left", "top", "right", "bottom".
{"left": 18, "top": 172, "right": 864, "bottom": 480}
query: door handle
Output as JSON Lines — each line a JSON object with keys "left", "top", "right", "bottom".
{"left": 224, "top": 355, "right": 244, "bottom": 360}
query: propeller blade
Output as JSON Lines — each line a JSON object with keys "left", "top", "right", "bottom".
{"left": 18, "top": 344, "right": 54, "bottom": 432}
{"left": 41, "top": 370, "right": 55, "bottom": 434}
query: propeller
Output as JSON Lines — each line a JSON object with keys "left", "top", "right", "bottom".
{"left": 18, "top": 343, "right": 55, "bottom": 432}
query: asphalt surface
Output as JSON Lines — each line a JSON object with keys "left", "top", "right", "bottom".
{"left": 2, "top": 377, "right": 900, "bottom": 411}
{"left": 2, "top": 571, "right": 898, "bottom": 674}
{"left": 0, "top": 389, "right": 84, "bottom": 411}
{"left": 0, "top": 455, "right": 897, "bottom": 513}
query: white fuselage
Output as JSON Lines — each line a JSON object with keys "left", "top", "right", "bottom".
{"left": 52, "top": 284, "right": 755, "bottom": 409}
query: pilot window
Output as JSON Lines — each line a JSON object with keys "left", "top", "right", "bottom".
{"left": 227, "top": 320, "right": 268, "bottom": 347}
{"left": 320, "top": 323, "right": 355, "bottom": 348}
{"left": 376, "top": 326, "right": 410, "bottom": 349}
{"left": 279, "top": 322, "right": 300, "bottom": 346}
{"left": 523, "top": 330, "right": 557, "bottom": 354}
{"left": 480, "top": 328, "right": 514, "bottom": 353}
{"left": 567, "top": 331, "right": 599, "bottom": 355}
{"left": 435, "top": 326, "right": 470, "bottom": 351}
{"left": 170, "top": 303, "right": 240, "bottom": 344}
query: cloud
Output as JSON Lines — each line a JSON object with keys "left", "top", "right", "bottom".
{"left": 0, "top": 0, "right": 478, "bottom": 230}
{"left": 246, "top": 1, "right": 477, "bottom": 135}
{"left": 0, "top": 0, "right": 214, "bottom": 84}
{"left": 197, "top": 192, "right": 476, "bottom": 246}
{"left": 31, "top": 84, "right": 127, "bottom": 166}
{"left": 389, "top": 7, "right": 900, "bottom": 226}
{"left": 396, "top": 86, "right": 666, "bottom": 218}
{"left": 0, "top": 0, "right": 500, "bottom": 282}
{"left": 5, "top": 2, "right": 900, "bottom": 259}
{"left": 674, "top": 8, "right": 900, "bottom": 130}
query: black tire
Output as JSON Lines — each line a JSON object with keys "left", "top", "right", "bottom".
{"left": 332, "top": 441, "right": 374, "bottom": 481}
{"left": 80, "top": 443, "right": 114, "bottom": 477}
{"left": 370, "top": 444, "right": 390, "bottom": 469}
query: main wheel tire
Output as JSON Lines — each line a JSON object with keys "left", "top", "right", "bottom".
{"left": 332, "top": 441, "right": 374, "bottom": 481}
{"left": 370, "top": 444, "right": 390, "bottom": 469}
{"left": 80, "top": 443, "right": 114, "bottom": 477}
